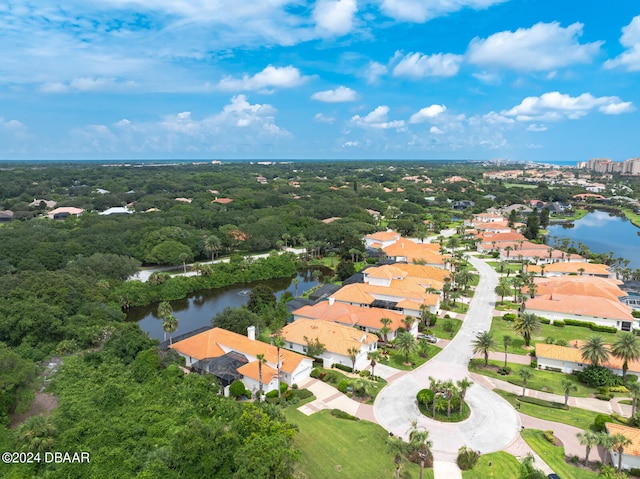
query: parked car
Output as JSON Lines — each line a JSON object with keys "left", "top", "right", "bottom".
{"left": 418, "top": 334, "right": 438, "bottom": 344}
{"left": 548, "top": 474, "right": 561, "bottom": 479}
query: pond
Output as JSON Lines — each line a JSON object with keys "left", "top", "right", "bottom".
{"left": 128, "top": 267, "right": 330, "bottom": 341}
{"left": 547, "top": 210, "right": 640, "bottom": 269}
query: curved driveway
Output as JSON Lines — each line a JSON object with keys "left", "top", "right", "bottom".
{"left": 373, "top": 255, "right": 521, "bottom": 457}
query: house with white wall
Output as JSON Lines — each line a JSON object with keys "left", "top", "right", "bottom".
{"left": 536, "top": 343, "right": 640, "bottom": 378}
{"left": 606, "top": 423, "right": 640, "bottom": 472}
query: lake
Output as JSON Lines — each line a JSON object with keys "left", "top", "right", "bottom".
{"left": 547, "top": 210, "right": 640, "bottom": 269}
{"left": 128, "top": 268, "right": 329, "bottom": 340}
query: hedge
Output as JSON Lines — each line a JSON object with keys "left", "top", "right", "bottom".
{"left": 333, "top": 363, "right": 353, "bottom": 373}
{"left": 519, "top": 396, "right": 568, "bottom": 410}
{"left": 331, "top": 409, "right": 359, "bottom": 421}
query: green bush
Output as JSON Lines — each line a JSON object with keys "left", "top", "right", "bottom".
{"left": 229, "top": 380, "right": 246, "bottom": 398}
{"left": 265, "top": 390, "right": 279, "bottom": 399}
{"left": 334, "top": 363, "right": 353, "bottom": 373}
{"left": 279, "top": 382, "right": 288, "bottom": 393}
{"left": 294, "top": 389, "right": 313, "bottom": 400}
{"left": 310, "top": 367, "right": 322, "bottom": 379}
{"left": 595, "top": 393, "right": 613, "bottom": 401}
{"left": 552, "top": 320, "right": 565, "bottom": 327}
{"left": 609, "top": 385, "right": 629, "bottom": 393}
{"left": 359, "top": 370, "right": 371, "bottom": 377}
{"left": 456, "top": 445, "right": 480, "bottom": 471}
{"left": 563, "top": 319, "right": 593, "bottom": 328}
{"left": 590, "top": 324, "right": 618, "bottom": 333}
{"left": 594, "top": 413, "right": 613, "bottom": 432}
{"left": 539, "top": 317, "right": 550, "bottom": 324}
{"left": 519, "top": 396, "right": 567, "bottom": 409}
{"left": 578, "top": 366, "right": 622, "bottom": 388}
{"left": 629, "top": 467, "right": 640, "bottom": 477}
{"left": 627, "top": 375, "right": 639, "bottom": 384}
{"left": 543, "top": 430, "right": 555, "bottom": 443}
{"left": 632, "top": 311, "right": 640, "bottom": 319}
{"left": 503, "top": 313, "right": 516, "bottom": 322}
{"left": 331, "top": 409, "right": 359, "bottom": 421}
{"left": 292, "top": 383, "right": 298, "bottom": 389}
{"left": 417, "top": 388, "right": 434, "bottom": 406}
{"left": 337, "top": 379, "right": 350, "bottom": 393}
{"left": 497, "top": 366, "right": 512, "bottom": 375}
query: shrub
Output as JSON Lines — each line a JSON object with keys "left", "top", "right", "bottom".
{"left": 334, "top": 363, "right": 353, "bottom": 373}
{"left": 337, "top": 379, "right": 350, "bottom": 393}
{"left": 331, "top": 409, "right": 359, "bottom": 421}
{"left": 594, "top": 414, "right": 613, "bottom": 432}
{"left": 578, "top": 366, "right": 622, "bottom": 388}
{"left": 503, "top": 313, "right": 516, "bottom": 322}
{"left": 632, "top": 311, "right": 640, "bottom": 319}
{"left": 310, "top": 367, "right": 322, "bottom": 379}
{"left": 292, "top": 383, "right": 298, "bottom": 389}
{"left": 539, "top": 317, "right": 550, "bottom": 324}
{"left": 279, "top": 382, "right": 288, "bottom": 393}
{"left": 543, "top": 430, "right": 555, "bottom": 443}
{"left": 590, "top": 324, "right": 618, "bottom": 333}
{"left": 519, "top": 396, "right": 567, "bottom": 409}
{"left": 444, "top": 320, "right": 454, "bottom": 333}
{"left": 295, "top": 389, "right": 313, "bottom": 400}
{"left": 456, "top": 445, "right": 480, "bottom": 471}
{"left": 265, "top": 390, "right": 279, "bottom": 399}
{"left": 627, "top": 375, "right": 639, "bottom": 384}
{"left": 497, "top": 366, "right": 512, "bottom": 375}
{"left": 552, "top": 320, "right": 565, "bottom": 327}
{"left": 556, "top": 339, "right": 568, "bottom": 346}
{"left": 544, "top": 336, "right": 555, "bottom": 344}
{"left": 417, "top": 388, "right": 434, "bottom": 406}
{"left": 563, "top": 319, "right": 593, "bottom": 328}
{"left": 324, "top": 371, "right": 340, "bottom": 384}
{"left": 609, "top": 385, "right": 629, "bottom": 393}
{"left": 630, "top": 467, "right": 640, "bottom": 478}
{"left": 595, "top": 394, "right": 613, "bottom": 401}
{"left": 530, "top": 360, "right": 538, "bottom": 369}
{"left": 229, "top": 380, "right": 246, "bottom": 398}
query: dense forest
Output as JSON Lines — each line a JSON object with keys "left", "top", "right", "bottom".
{"left": 0, "top": 159, "right": 625, "bottom": 478}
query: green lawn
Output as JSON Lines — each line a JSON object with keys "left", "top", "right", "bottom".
{"left": 469, "top": 359, "right": 595, "bottom": 398}
{"left": 622, "top": 207, "right": 640, "bottom": 228}
{"left": 490, "top": 316, "right": 621, "bottom": 355}
{"left": 486, "top": 261, "right": 523, "bottom": 274}
{"left": 380, "top": 345, "right": 441, "bottom": 370}
{"left": 441, "top": 301, "right": 469, "bottom": 314}
{"left": 521, "top": 429, "right": 598, "bottom": 479}
{"left": 461, "top": 452, "right": 521, "bottom": 479}
{"left": 426, "top": 317, "right": 462, "bottom": 340}
{"left": 494, "top": 389, "right": 601, "bottom": 431}
{"left": 314, "top": 368, "right": 386, "bottom": 404}
{"left": 285, "top": 407, "right": 429, "bottom": 479}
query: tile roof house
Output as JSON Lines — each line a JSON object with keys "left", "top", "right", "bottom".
{"left": 365, "top": 231, "right": 401, "bottom": 249}
{"left": 383, "top": 238, "right": 447, "bottom": 267}
{"left": 292, "top": 300, "right": 412, "bottom": 341}
{"left": 171, "top": 326, "right": 313, "bottom": 396}
{"left": 606, "top": 423, "right": 640, "bottom": 472}
{"left": 330, "top": 283, "right": 440, "bottom": 316}
{"left": 47, "top": 207, "right": 84, "bottom": 220}
{"left": 527, "top": 262, "right": 614, "bottom": 278}
{"left": 531, "top": 276, "right": 626, "bottom": 302}
{"left": 363, "top": 263, "right": 450, "bottom": 291}
{"left": 279, "top": 318, "right": 378, "bottom": 370}
{"left": 525, "top": 293, "right": 636, "bottom": 331}
{"left": 536, "top": 343, "right": 640, "bottom": 377}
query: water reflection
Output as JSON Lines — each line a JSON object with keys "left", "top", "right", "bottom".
{"left": 129, "top": 268, "right": 330, "bottom": 340}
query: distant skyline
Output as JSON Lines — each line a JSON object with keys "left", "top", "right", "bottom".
{"left": 1, "top": 1, "right": 639, "bottom": 161}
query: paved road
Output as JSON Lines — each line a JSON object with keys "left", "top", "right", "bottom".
{"left": 373, "top": 255, "right": 521, "bottom": 459}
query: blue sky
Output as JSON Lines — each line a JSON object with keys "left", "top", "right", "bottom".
{"left": 0, "top": 1, "right": 639, "bottom": 161}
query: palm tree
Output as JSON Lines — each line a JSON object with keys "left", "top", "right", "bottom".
{"left": 503, "top": 335, "right": 512, "bottom": 368}
{"left": 379, "top": 317, "right": 392, "bottom": 344}
{"left": 407, "top": 420, "right": 433, "bottom": 479}
{"left": 628, "top": 382, "right": 640, "bottom": 416}
{"left": 347, "top": 346, "right": 359, "bottom": 372}
{"left": 162, "top": 313, "right": 178, "bottom": 345}
{"left": 442, "top": 380, "right": 457, "bottom": 418}
{"left": 561, "top": 378, "right": 578, "bottom": 407}
{"left": 581, "top": 335, "right": 610, "bottom": 367}
{"left": 611, "top": 433, "right": 632, "bottom": 472}
{"left": 17, "top": 416, "right": 56, "bottom": 454}
{"left": 157, "top": 301, "right": 173, "bottom": 342}
{"left": 513, "top": 313, "right": 541, "bottom": 348}
{"left": 518, "top": 368, "right": 533, "bottom": 397}
{"left": 179, "top": 252, "right": 188, "bottom": 273}
{"left": 402, "top": 316, "right": 415, "bottom": 333}
{"left": 292, "top": 277, "right": 300, "bottom": 298}
{"left": 611, "top": 333, "right": 640, "bottom": 379}
{"left": 396, "top": 331, "right": 416, "bottom": 364}
{"left": 350, "top": 377, "right": 375, "bottom": 398}
{"left": 577, "top": 430, "right": 599, "bottom": 466}
{"left": 419, "top": 304, "right": 433, "bottom": 329}
{"left": 386, "top": 436, "right": 408, "bottom": 479}
{"left": 495, "top": 278, "right": 511, "bottom": 303}
{"left": 429, "top": 376, "right": 442, "bottom": 419}
{"left": 368, "top": 350, "right": 381, "bottom": 378}
{"left": 272, "top": 334, "right": 285, "bottom": 399}
{"left": 256, "top": 353, "right": 267, "bottom": 401}
{"left": 598, "top": 432, "right": 615, "bottom": 466}
{"left": 472, "top": 331, "right": 497, "bottom": 366}
{"left": 457, "top": 378, "right": 473, "bottom": 415}
{"left": 204, "top": 234, "right": 221, "bottom": 261}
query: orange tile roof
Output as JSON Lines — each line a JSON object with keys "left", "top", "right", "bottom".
{"left": 526, "top": 294, "right": 634, "bottom": 320}
{"left": 280, "top": 319, "right": 378, "bottom": 356}
{"left": 479, "top": 232, "right": 527, "bottom": 242}
{"left": 292, "top": 302, "right": 406, "bottom": 331}
{"left": 536, "top": 343, "right": 640, "bottom": 373}
{"left": 212, "top": 197, "right": 233, "bottom": 204}
{"left": 532, "top": 276, "right": 625, "bottom": 302}
{"left": 366, "top": 231, "right": 401, "bottom": 241}
{"left": 606, "top": 423, "right": 640, "bottom": 457}
{"left": 365, "top": 265, "right": 408, "bottom": 279}
{"left": 383, "top": 238, "right": 446, "bottom": 264}
{"left": 530, "top": 262, "right": 612, "bottom": 275}
{"left": 237, "top": 361, "right": 278, "bottom": 384}
{"left": 170, "top": 328, "right": 308, "bottom": 374}
{"left": 332, "top": 283, "right": 440, "bottom": 307}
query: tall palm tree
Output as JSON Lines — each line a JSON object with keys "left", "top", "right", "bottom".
{"left": 204, "top": 234, "right": 221, "bottom": 261}
{"left": 472, "top": 331, "right": 497, "bottom": 366}
{"left": 17, "top": 416, "right": 56, "bottom": 454}
{"left": 157, "top": 301, "right": 173, "bottom": 342}
{"left": 457, "top": 378, "right": 473, "bottom": 415}
{"left": 495, "top": 278, "right": 511, "bottom": 303}
{"left": 598, "top": 432, "right": 615, "bottom": 466}
{"left": 611, "top": 333, "right": 640, "bottom": 379}
{"left": 429, "top": 376, "right": 442, "bottom": 419}
{"left": 442, "top": 380, "right": 457, "bottom": 418}
{"left": 577, "top": 431, "right": 599, "bottom": 466}
{"left": 402, "top": 316, "right": 415, "bottom": 333}
{"left": 368, "top": 350, "right": 381, "bottom": 378}
{"left": 162, "top": 313, "right": 178, "bottom": 345}
{"left": 628, "top": 382, "right": 640, "bottom": 416}
{"left": 407, "top": 420, "right": 433, "bottom": 479}
{"left": 256, "top": 353, "right": 267, "bottom": 401}
{"left": 272, "top": 333, "right": 286, "bottom": 399}
{"left": 518, "top": 368, "right": 533, "bottom": 397}
{"left": 581, "top": 336, "right": 610, "bottom": 368}
{"left": 611, "top": 433, "right": 632, "bottom": 472}
{"left": 561, "top": 378, "right": 578, "bottom": 407}
{"left": 502, "top": 335, "right": 512, "bottom": 368}
{"left": 513, "top": 312, "right": 541, "bottom": 348}
{"left": 379, "top": 317, "right": 392, "bottom": 344}
{"left": 396, "top": 331, "right": 416, "bottom": 364}
{"left": 347, "top": 346, "right": 359, "bottom": 372}
{"left": 386, "top": 436, "right": 408, "bottom": 479}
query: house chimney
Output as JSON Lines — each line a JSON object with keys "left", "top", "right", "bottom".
{"left": 329, "top": 297, "right": 335, "bottom": 305}
{"left": 247, "top": 326, "right": 256, "bottom": 341}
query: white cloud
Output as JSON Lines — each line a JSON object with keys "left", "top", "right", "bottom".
{"left": 527, "top": 124, "right": 548, "bottom": 132}
{"left": 473, "top": 71, "right": 501, "bottom": 84}
{"left": 467, "top": 22, "right": 602, "bottom": 71}
{"left": 409, "top": 104, "right": 447, "bottom": 123}
{"left": 342, "top": 140, "right": 360, "bottom": 147}
{"left": 311, "top": 86, "right": 357, "bottom": 102}
{"left": 501, "top": 91, "right": 635, "bottom": 121}
{"left": 392, "top": 51, "right": 463, "bottom": 78}
{"left": 482, "top": 111, "right": 515, "bottom": 125}
{"left": 217, "top": 65, "right": 309, "bottom": 92}
{"left": 40, "top": 77, "right": 136, "bottom": 93}
{"left": 365, "top": 61, "right": 388, "bottom": 83}
{"left": 314, "top": 0, "right": 358, "bottom": 36}
{"left": 604, "top": 15, "right": 640, "bottom": 71}
{"left": 378, "top": 0, "right": 507, "bottom": 23}
{"left": 429, "top": 126, "right": 444, "bottom": 134}
{"left": 350, "top": 105, "right": 406, "bottom": 129}
{"left": 314, "top": 113, "right": 336, "bottom": 123}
